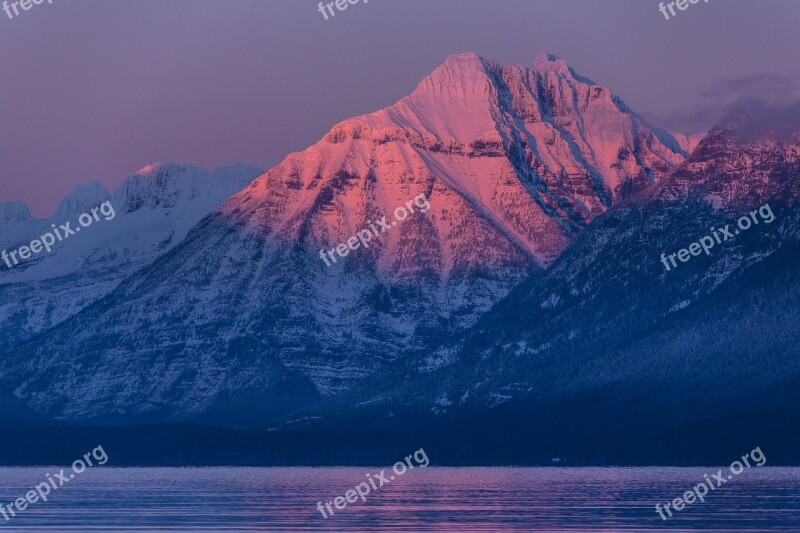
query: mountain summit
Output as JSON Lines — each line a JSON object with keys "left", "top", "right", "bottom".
{"left": 229, "top": 52, "right": 687, "bottom": 269}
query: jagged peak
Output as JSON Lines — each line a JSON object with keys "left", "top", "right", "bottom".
{"left": 715, "top": 108, "right": 800, "bottom": 145}
{"left": 397, "top": 52, "right": 501, "bottom": 141}
{"left": 417, "top": 52, "right": 495, "bottom": 89}
{"left": 441, "top": 52, "right": 486, "bottom": 65}
{"left": 1, "top": 200, "right": 32, "bottom": 223}
{"left": 533, "top": 52, "right": 571, "bottom": 75}
{"left": 54, "top": 180, "right": 111, "bottom": 220}
{"left": 129, "top": 162, "right": 262, "bottom": 181}
{"left": 114, "top": 162, "right": 262, "bottom": 214}
{"left": 132, "top": 162, "right": 197, "bottom": 179}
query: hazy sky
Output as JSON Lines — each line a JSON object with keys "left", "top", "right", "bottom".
{"left": 1, "top": 0, "right": 798, "bottom": 216}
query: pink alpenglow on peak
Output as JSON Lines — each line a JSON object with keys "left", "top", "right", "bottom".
{"left": 1, "top": 201, "right": 32, "bottom": 223}
{"left": 532, "top": 53, "right": 572, "bottom": 74}
{"left": 222, "top": 51, "right": 688, "bottom": 276}
{"left": 320, "top": 194, "right": 431, "bottom": 267}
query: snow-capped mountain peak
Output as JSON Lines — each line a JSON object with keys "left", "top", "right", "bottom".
{"left": 1, "top": 201, "right": 32, "bottom": 224}
{"left": 54, "top": 180, "right": 111, "bottom": 220}
{"left": 532, "top": 52, "right": 571, "bottom": 74}
{"left": 114, "top": 163, "right": 261, "bottom": 213}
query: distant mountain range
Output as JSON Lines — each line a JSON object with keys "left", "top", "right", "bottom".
{"left": 0, "top": 163, "right": 262, "bottom": 349}
{"left": 1, "top": 53, "right": 797, "bottom": 465}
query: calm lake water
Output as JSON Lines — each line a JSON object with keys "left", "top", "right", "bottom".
{"left": 0, "top": 467, "right": 798, "bottom": 531}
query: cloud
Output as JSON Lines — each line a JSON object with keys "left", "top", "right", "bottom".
{"left": 699, "top": 73, "right": 800, "bottom": 104}
{"left": 721, "top": 98, "right": 800, "bottom": 144}
{"left": 651, "top": 73, "right": 800, "bottom": 134}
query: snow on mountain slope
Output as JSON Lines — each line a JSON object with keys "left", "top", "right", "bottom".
{"left": 338, "top": 111, "right": 800, "bottom": 425}
{"left": 672, "top": 132, "right": 705, "bottom": 155}
{"left": 53, "top": 180, "right": 112, "bottom": 221}
{"left": 0, "top": 163, "right": 263, "bottom": 345}
{"left": 655, "top": 114, "right": 800, "bottom": 207}
{"left": 0, "top": 201, "right": 50, "bottom": 250}
{"left": 3, "top": 53, "right": 690, "bottom": 424}
{"left": 231, "top": 52, "right": 687, "bottom": 268}
{"left": 1, "top": 201, "right": 34, "bottom": 224}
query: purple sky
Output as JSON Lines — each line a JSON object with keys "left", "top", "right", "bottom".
{"left": 2, "top": 0, "right": 799, "bottom": 217}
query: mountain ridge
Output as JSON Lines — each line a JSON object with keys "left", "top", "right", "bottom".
{"left": 1, "top": 52, "right": 730, "bottom": 428}
{"left": 0, "top": 163, "right": 263, "bottom": 349}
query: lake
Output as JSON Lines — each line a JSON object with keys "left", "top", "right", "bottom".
{"left": 0, "top": 467, "right": 798, "bottom": 531}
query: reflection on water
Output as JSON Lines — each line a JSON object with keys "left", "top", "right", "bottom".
{"left": 0, "top": 467, "right": 798, "bottom": 531}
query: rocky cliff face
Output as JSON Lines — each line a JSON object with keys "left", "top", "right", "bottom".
{"left": 336, "top": 112, "right": 799, "bottom": 434}
{"left": 1, "top": 201, "right": 33, "bottom": 224}
{"left": 53, "top": 180, "right": 112, "bottom": 221}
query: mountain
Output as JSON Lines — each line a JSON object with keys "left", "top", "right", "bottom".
{"left": 53, "top": 180, "right": 112, "bottom": 221}
{"left": 1, "top": 53, "right": 689, "bottom": 425}
{"left": 0, "top": 201, "right": 50, "bottom": 254}
{"left": 1, "top": 201, "right": 33, "bottom": 224}
{"left": 671, "top": 132, "right": 705, "bottom": 155}
{"left": 323, "top": 112, "right": 800, "bottom": 457}
{"left": 0, "top": 163, "right": 263, "bottom": 349}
